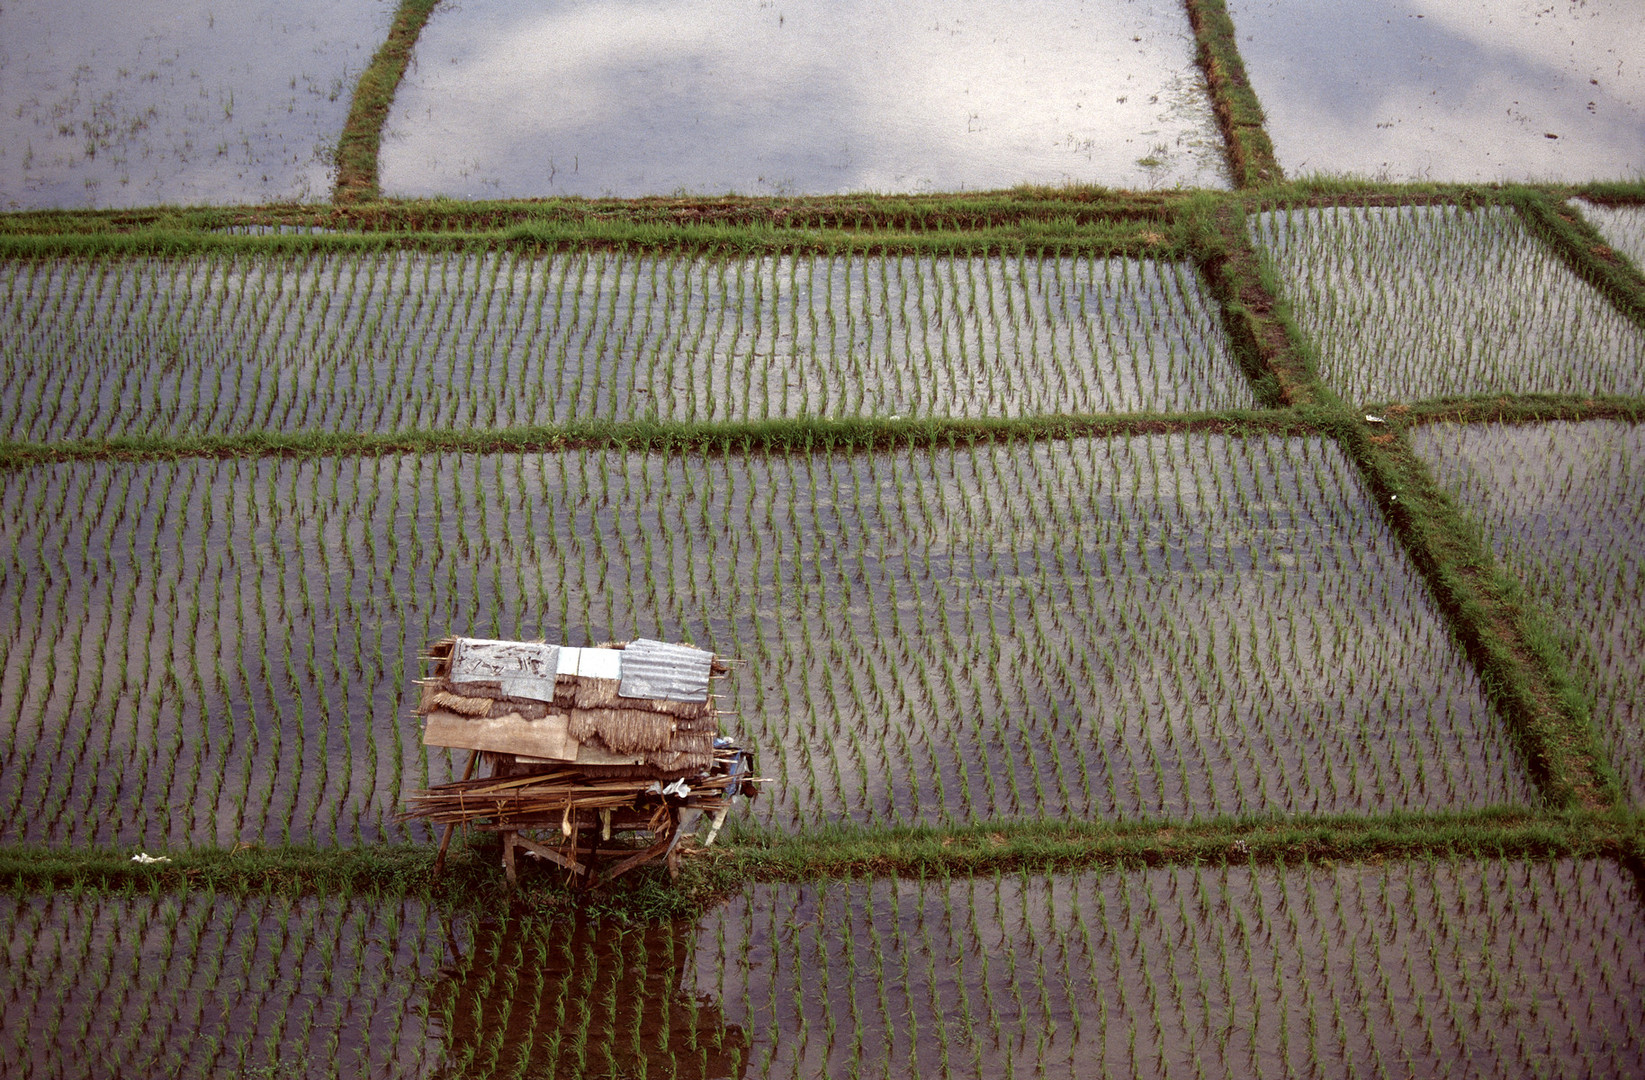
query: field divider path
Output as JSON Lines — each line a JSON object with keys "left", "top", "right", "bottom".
{"left": 1183, "top": 0, "right": 1282, "bottom": 188}
{"left": 0, "top": 410, "right": 1312, "bottom": 470}
{"left": 0, "top": 191, "right": 1189, "bottom": 238}
{"left": 1193, "top": 198, "right": 1323, "bottom": 407}
{"left": 0, "top": 218, "right": 1183, "bottom": 261}
{"left": 1364, "top": 393, "right": 1645, "bottom": 429}
{"left": 1513, "top": 187, "right": 1645, "bottom": 333}
{"left": 334, "top": 0, "right": 441, "bottom": 204}
{"left": 3, "top": 808, "right": 1639, "bottom": 901}
{"left": 1206, "top": 196, "right": 1621, "bottom": 811}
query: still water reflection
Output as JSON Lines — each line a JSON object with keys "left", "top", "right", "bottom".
{"left": 0, "top": 0, "right": 392, "bottom": 209}
{"left": 381, "top": 0, "right": 1229, "bottom": 197}
{"left": 1227, "top": 0, "right": 1645, "bottom": 182}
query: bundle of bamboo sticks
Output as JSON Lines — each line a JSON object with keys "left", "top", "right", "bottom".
{"left": 400, "top": 765, "right": 746, "bottom": 828}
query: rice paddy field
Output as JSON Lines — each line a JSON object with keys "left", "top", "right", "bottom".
{"left": 1222, "top": 0, "right": 1645, "bottom": 183}
{"left": 0, "top": 0, "right": 394, "bottom": 209}
{"left": 377, "top": 0, "right": 1227, "bottom": 197}
{"left": 4, "top": 859, "right": 1642, "bottom": 1079}
{"left": 1248, "top": 203, "right": 1645, "bottom": 406}
{"left": 2, "top": 0, "right": 1643, "bottom": 1077}
{"left": 1411, "top": 421, "right": 1645, "bottom": 805}
{"left": 1573, "top": 201, "right": 1645, "bottom": 271}
{"left": 0, "top": 253, "right": 1247, "bottom": 440}
{"left": 0, "top": 436, "right": 1529, "bottom": 847}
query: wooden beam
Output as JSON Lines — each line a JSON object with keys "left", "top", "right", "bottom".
{"left": 511, "top": 832, "right": 588, "bottom": 875}
{"left": 603, "top": 837, "right": 674, "bottom": 882}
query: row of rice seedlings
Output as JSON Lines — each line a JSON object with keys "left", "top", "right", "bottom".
{"left": 1248, "top": 203, "right": 1645, "bottom": 405}
{"left": 0, "top": 250, "right": 1248, "bottom": 443}
{"left": 1571, "top": 200, "right": 1645, "bottom": 270}
{"left": 0, "top": 886, "right": 449, "bottom": 1079}
{"left": 0, "top": 434, "right": 1529, "bottom": 845}
{"left": 5, "top": 859, "right": 1638, "bottom": 1078}
{"left": 1410, "top": 420, "right": 1645, "bottom": 805}
{"left": 427, "top": 858, "right": 1645, "bottom": 1080}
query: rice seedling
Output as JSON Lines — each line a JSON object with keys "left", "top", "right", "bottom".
{"left": 0, "top": 251, "right": 1248, "bottom": 444}
{"left": 0, "top": 889, "right": 449, "bottom": 1079}
{"left": 1410, "top": 420, "right": 1645, "bottom": 804}
{"left": 1570, "top": 200, "right": 1645, "bottom": 272}
{"left": 681, "top": 858, "right": 1645, "bottom": 1079}
{"left": 0, "top": 433, "right": 1529, "bottom": 845}
{"left": 1248, "top": 203, "right": 1645, "bottom": 405}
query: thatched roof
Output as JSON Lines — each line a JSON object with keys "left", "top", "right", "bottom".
{"left": 417, "top": 637, "right": 729, "bottom": 777}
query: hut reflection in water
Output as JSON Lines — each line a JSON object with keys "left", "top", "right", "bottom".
{"left": 431, "top": 908, "right": 749, "bottom": 1079}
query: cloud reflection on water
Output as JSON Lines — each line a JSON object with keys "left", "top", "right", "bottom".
{"left": 1227, "top": 0, "right": 1645, "bottom": 182}
{"left": 381, "top": 0, "right": 1229, "bottom": 197}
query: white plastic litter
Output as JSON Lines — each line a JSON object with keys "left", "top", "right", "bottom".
{"left": 1365, "top": 414, "right": 1385, "bottom": 424}
{"left": 662, "top": 778, "right": 692, "bottom": 798}
{"left": 703, "top": 806, "right": 732, "bottom": 847}
{"left": 131, "top": 853, "right": 171, "bottom": 865}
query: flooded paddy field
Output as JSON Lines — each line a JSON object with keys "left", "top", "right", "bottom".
{"left": 1573, "top": 199, "right": 1645, "bottom": 270}
{"left": 6, "top": 0, "right": 1645, "bottom": 1070}
{"left": 1250, "top": 203, "right": 1645, "bottom": 406}
{"left": 1224, "top": 0, "right": 1645, "bottom": 182}
{"left": 0, "top": 0, "right": 394, "bottom": 210}
{"left": 379, "top": 0, "right": 1227, "bottom": 198}
{"left": 0, "top": 435, "right": 1529, "bottom": 848}
{"left": 0, "top": 890, "right": 448, "bottom": 1079}
{"left": 0, "top": 252, "right": 1246, "bottom": 442}
{"left": 5, "top": 857, "right": 1641, "bottom": 1078}
{"left": 1411, "top": 420, "right": 1645, "bottom": 805}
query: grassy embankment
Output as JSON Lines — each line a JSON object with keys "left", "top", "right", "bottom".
{"left": 333, "top": 0, "right": 441, "bottom": 203}
{"left": 4, "top": 807, "right": 1640, "bottom": 916}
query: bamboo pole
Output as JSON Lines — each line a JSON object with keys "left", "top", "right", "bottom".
{"left": 431, "top": 749, "right": 480, "bottom": 881}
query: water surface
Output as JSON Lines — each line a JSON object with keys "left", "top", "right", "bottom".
{"left": 1227, "top": 0, "right": 1645, "bottom": 181}
{"left": 381, "top": 0, "right": 1229, "bottom": 197}
{"left": 0, "top": 0, "right": 393, "bottom": 209}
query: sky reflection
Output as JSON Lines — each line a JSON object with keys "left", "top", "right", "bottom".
{"left": 1227, "top": 0, "right": 1645, "bottom": 182}
{"left": 380, "top": 0, "right": 1229, "bottom": 197}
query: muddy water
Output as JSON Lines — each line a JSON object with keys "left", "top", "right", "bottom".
{"left": 380, "top": 0, "right": 1228, "bottom": 198}
{"left": 7, "top": 858, "right": 1641, "bottom": 1078}
{"left": 0, "top": 436, "right": 1529, "bottom": 848}
{"left": 1411, "top": 420, "right": 1645, "bottom": 805}
{"left": 0, "top": 0, "right": 393, "bottom": 209}
{"left": 1226, "top": 0, "right": 1645, "bottom": 182}
{"left": 0, "top": 253, "right": 1247, "bottom": 443}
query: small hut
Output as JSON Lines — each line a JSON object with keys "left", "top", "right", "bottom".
{"left": 402, "top": 636, "right": 760, "bottom": 885}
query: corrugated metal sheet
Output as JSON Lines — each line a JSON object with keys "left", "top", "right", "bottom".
{"left": 449, "top": 638, "right": 559, "bottom": 702}
{"left": 619, "top": 638, "right": 713, "bottom": 702}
